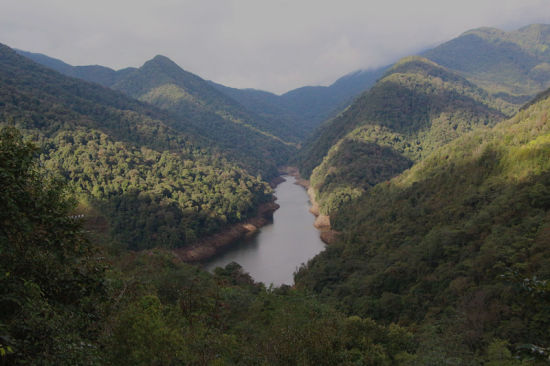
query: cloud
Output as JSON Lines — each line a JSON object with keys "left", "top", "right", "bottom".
{"left": 2, "top": 0, "right": 550, "bottom": 93}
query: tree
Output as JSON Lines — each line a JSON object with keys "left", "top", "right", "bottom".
{"left": 0, "top": 127, "right": 104, "bottom": 365}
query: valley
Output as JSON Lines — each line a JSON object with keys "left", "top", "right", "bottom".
{"left": 2, "top": 23, "right": 550, "bottom": 365}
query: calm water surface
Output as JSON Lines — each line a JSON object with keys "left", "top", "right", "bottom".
{"left": 203, "top": 175, "right": 325, "bottom": 286}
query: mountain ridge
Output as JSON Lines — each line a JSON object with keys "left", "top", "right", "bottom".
{"left": 423, "top": 24, "right": 550, "bottom": 101}
{"left": 297, "top": 56, "right": 509, "bottom": 216}
{"left": 0, "top": 42, "right": 274, "bottom": 250}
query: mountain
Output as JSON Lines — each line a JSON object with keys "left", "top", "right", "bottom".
{"left": 19, "top": 48, "right": 387, "bottom": 143}
{"left": 211, "top": 66, "right": 388, "bottom": 140}
{"left": 17, "top": 50, "right": 293, "bottom": 178}
{"left": 296, "top": 57, "right": 508, "bottom": 215}
{"left": 296, "top": 87, "right": 550, "bottom": 362}
{"left": 111, "top": 55, "right": 295, "bottom": 170}
{"left": 16, "top": 49, "right": 136, "bottom": 87}
{"left": 0, "top": 43, "right": 273, "bottom": 250}
{"left": 423, "top": 24, "right": 550, "bottom": 103}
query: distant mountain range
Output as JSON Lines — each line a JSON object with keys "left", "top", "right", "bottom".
{"left": 17, "top": 49, "right": 387, "bottom": 142}
{"left": 17, "top": 24, "right": 550, "bottom": 149}
{"left": 209, "top": 67, "right": 387, "bottom": 140}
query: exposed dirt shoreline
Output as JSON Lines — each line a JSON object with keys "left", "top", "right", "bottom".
{"left": 279, "top": 166, "right": 340, "bottom": 244}
{"left": 174, "top": 166, "right": 339, "bottom": 263}
{"left": 173, "top": 200, "right": 279, "bottom": 263}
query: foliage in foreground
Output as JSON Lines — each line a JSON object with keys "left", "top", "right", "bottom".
{"left": 1, "top": 126, "right": 418, "bottom": 365}
{"left": 0, "top": 127, "right": 105, "bottom": 364}
{"left": 2, "top": 123, "right": 547, "bottom": 364}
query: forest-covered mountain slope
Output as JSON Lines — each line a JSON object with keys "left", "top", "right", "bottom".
{"left": 1, "top": 128, "right": 422, "bottom": 365}
{"left": 19, "top": 48, "right": 386, "bottom": 144}
{"left": 296, "top": 57, "right": 508, "bottom": 214}
{"left": 111, "top": 55, "right": 300, "bottom": 145}
{"left": 295, "top": 88, "right": 550, "bottom": 363}
{"left": 423, "top": 24, "right": 550, "bottom": 103}
{"left": 211, "top": 66, "right": 387, "bottom": 140}
{"left": 0, "top": 43, "right": 274, "bottom": 250}
{"left": 3, "top": 107, "right": 542, "bottom": 365}
{"left": 18, "top": 49, "right": 300, "bottom": 146}
{"left": 17, "top": 50, "right": 295, "bottom": 170}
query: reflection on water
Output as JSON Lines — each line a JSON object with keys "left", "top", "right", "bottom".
{"left": 203, "top": 175, "right": 326, "bottom": 286}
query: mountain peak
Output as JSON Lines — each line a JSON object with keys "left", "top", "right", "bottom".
{"left": 141, "top": 54, "right": 183, "bottom": 74}
{"left": 385, "top": 56, "right": 462, "bottom": 82}
{"left": 462, "top": 26, "right": 505, "bottom": 39}
{"left": 150, "top": 54, "right": 176, "bottom": 64}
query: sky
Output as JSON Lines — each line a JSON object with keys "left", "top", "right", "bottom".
{"left": 2, "top": 0, "right": 550, "bottom": 94}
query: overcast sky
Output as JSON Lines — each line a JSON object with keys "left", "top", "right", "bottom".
{"left": 2, "top": 0, "right": 550, "bottom": 94}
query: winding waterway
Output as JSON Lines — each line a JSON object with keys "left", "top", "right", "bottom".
{"left": 203, "top": 175, "right": 326, "bottom": 286}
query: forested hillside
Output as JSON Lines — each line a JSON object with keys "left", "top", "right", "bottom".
{"left": 17, "top": 50, "right": 295, "bottom": 173}
{"left": 0, "top": 43, "right": 273, "bottom": 250}
{"left": 297, "top": 57, "right": 508, "bottom": 215}
{"left": 111, "top": 55, "right": 300, "bottom": 146}
{"left": 20, "top": 48, "right": 386, "bottom": 143}
{"left": 296, "top": 88, "right": 550, "bottom": 364}
{"left": 1, "top": 127, "right": 421, "bottom": 365}
{"left": 424, "top": 24, "right": 550, "bottom": 103}
{"left": 18, "top": 50, "right": 300, "bottom": 146}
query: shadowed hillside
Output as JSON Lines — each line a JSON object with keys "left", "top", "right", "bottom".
{"left": 297, "top": 57, "right": 507, "bottom": 215}
{"left": 296, "top": 88, "right": 550, "bottom": 363}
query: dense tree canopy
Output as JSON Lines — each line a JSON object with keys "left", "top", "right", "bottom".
{"left": 0, "top": 127, "right": 105, "bottom": 364}
{"left": 298, "top": 57, "right": 508, "bottom": 215}
{"left": 296, "top": 90, "right": 550, "bottom": 364}
{"left": 0, "top": 43, "right": 275, "bottom": 250}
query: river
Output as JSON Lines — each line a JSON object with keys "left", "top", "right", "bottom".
{"left": 203, "top": 175, "right": 326, "bottom": 286}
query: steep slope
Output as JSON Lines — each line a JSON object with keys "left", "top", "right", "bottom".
{"left": 110, "top": 55, "right": 299, "bottom": 146}
{"left": 211, "top": 66, "right": 387, "bottom": 140}
{"left": 15, "top": 49, "right": 136, "bottom": 87}
{"left": 16, "top": 51, "right": 295, "bottom": 173}
{"left": 296, "top": 90, "right": 550, "bottom": 361}
{"left": 297, "top": 57, "right": 507, "bottom": 214}
{"left": 424, "top": 24, "right": 550, "bottom": 103}
{"left": 109, "top": 55, "right": 295, "bottom": 172}
{"left": 0, "top": 43, "right": 272, "bottom": 250}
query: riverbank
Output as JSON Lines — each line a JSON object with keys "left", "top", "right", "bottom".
{"left": 173, "top": 201, "right": 279, "bottom": 263}
{"left": 279, "top": 166, "right": 339, "bottom": 244}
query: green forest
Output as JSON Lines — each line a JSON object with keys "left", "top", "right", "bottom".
{"left": 296, "top": 91, "right": 550, "bottom": 364}
{"left": 0, "top": 44, "right": 276, "bottom": 251}
{"left": 2, "top": 23, "right": 550, "bottom": 365}
{"left": 297, "top": 57, "right": 509, "bottom": 216}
